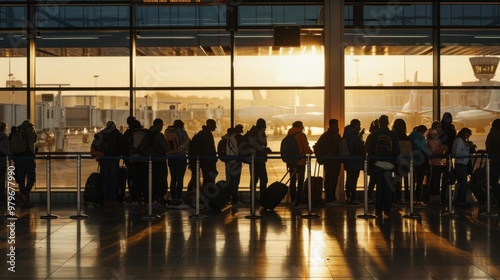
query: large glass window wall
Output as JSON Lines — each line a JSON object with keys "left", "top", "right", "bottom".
{"left": 2, "top": 1, "right": 500, "bottom": 191}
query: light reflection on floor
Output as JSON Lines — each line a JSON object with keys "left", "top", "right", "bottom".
{"left": 1, "top": 203, "right": 500, "bottom": 279}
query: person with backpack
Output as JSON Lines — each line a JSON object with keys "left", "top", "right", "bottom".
{"left": 166, "top": 119, "right": 190, "bottom": 209}
{"left": 119, "top": 116, "right": 137, "bottom": 203}
{"left": 452, "top": 127, "right": 473, "bottom": 208}
{"left": 427, "top": 124, "right": 448, "bottom": 205}
{"left": 409, "top": 125, "right": 430, "bottom": 205}
{"left": 0, "top": 121, "right": 11, "bottom": 202}
{"left": 218, "top": 127, "right": 242, "bottom": 206}
{"left": 314, "top": 119, "right": 341, "bottom": 205}
{"left": 91, "top": 120, "right": 122, "bottom": 207}
{"left": 369, "top": 115, "right": 400, "bottom": 217}
{"left": 342, "top": 119, "right": 365, "bottom": 205}
{"left": 286, "top": 121, "right": 313, "bottom": 208}
{"left": 12, "top": 120, "right": 37, "bottom": 208}
{"left": 127, "top": 119, "right": 149, "bottom": 209}
{"left": 392, "top": 118, "right": 411, "bottom": 204}
{"left": 242, "top": 118, "right": 272, "bottom": 205}
{"left": 149, "top": 118, "right": 170, "bottom": 209}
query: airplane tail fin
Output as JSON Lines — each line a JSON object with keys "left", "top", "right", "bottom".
{"left": 401, "top": 71, "right": 419, "bottom": 112}
{"left": 484, "top": 89, "right": 500, "bottom": 111}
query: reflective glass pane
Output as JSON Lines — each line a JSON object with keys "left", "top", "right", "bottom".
{"left": 0, "top": 6, "right": 25, "bottom": 28}
{"left": 133, "top": 90, "right": 230, "bottom": 134}
{"left": 441, "top": 89, "right": 495, "bottom": 149}
{"left": 344, "top": 29, "right": 432, "bottom": 87}
{"left": 234, "top": 30, "right": 324, "bottom": 87}
{"left": 136, "top": 31, "right": 231, "bottom": 87}
{"left": 345, "top": 88, "right": 433, "bottom": 132}
{"left": 35, "top": 31, "right": 129, "bottom": 87}
{"left": 441, "top": 4, "right": 500, "bottom": 26}
{"left": 136, "top": 5, "right": 224, "bottom": 27}
{"left": 35, "top": 5, "right": 129, "bottom": 27}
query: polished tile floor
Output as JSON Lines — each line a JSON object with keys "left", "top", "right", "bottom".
{"left": 2, "top": 201, "right": 500, "bottom": 279}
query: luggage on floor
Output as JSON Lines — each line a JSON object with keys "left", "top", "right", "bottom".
{"left": 261, "top": 170, "right": 294, "bottom": 210}
{"left": 204, "top": 180, "right": 231, "bottom": 210}
{"left": 467, "top": 150, "right": 497, "bottom": 204}
{"left": 84, "top": 171, "right": 104, "bottom": 207}
{"left": 302, "top": 162, "right": 324, "bottom": 206}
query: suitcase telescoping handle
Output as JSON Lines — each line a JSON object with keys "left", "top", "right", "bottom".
{"left": 280, "top": 168, "right": 297, "bottom": 185}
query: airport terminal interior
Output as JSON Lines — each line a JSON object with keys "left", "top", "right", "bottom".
{"left": 3, "top": 0, "right": 500, "bottom": 279}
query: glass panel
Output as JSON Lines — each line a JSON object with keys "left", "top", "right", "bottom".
{"left": 362, "top": 4, "right": 432, "bottom": 26}
{"left": 35, "top": 31, "right": 129, "bottom": 87}
{"left": 136, "top": 31, "right": 231, "bottom": 87}
{"left": 35, "top": 5, "right": 129, "bottom": 28}
{"left": 136, "top": 5, "right": 225, "bottom": 27}
{"left": 0, "top": 32, "right": 28, "bottom": 127}
{"left": 239, "top": 5, "right": 322, "bottom": 26}
{"left": 235, "top": 89, "right": 324, "bottom": 132}
{"left": 344, "top": 29, "right": 432, "bottom": 87}
{"left": 441, "top": 89, "right": 494, "bottom": 149}
{"left": 0, "top": 5, "right": 25, "bottom": 28}
{"left": 441, "top": 4, "right": 500, "bottom": 26}
{"left": 133, "top": 90, "right": 230, "bottom": 134}
{"left": 34, "top": 89, "right": 129, "bottom": 154}
{"left": 441, "top": 30, "right": 500, "bottom": 86}
{"left": 345, "top": 89, "right": 433, "bottom": 133}
{"left": 234, "top": 30, "right": 324, "bottom": 87}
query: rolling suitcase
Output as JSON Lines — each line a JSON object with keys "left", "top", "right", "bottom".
{"left": 83, "top": 170, "right": 104, "bottom": 207}
{"left": 205, "top": 180, "right": 231, "bottom": 210}
{"left": 467, "top": 150, "right": 497, "bottom": 204}
{"left": 302, "top": 162, "right": 324, "bottom": 206}
{"left": 261, "top": 170, "right": 294, "bottom": 210}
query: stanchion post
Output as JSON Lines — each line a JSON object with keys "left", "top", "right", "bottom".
{"left": 480, "top": 155, "right": 498, "bottom": 217}
{"left": 246, "top": 154, "right": 262, "bottom": 219}
{"left": 357, "top": 156, "right": 375, "bottom": 219}
{"left": 41, "top": 154, "right": 58, "bottom": 219}
{"left": 302, "top": 155, "right": 319, "bottom": 219}
{"left": 141, "top": 155, "right": 161, "bottom": 221}
{"left": 190, "top": 157, "right": 206, "bottom": 219}
{"left": 70, "top": 154, "right": 88, "bottom": 219}
{"left": 442, "top": 154, "right": 458, "bottom": 218}
{"left": 403, "top": 158, "right": 420, "bottom": 219}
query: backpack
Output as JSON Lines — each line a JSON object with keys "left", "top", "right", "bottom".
{"left": 164, "top": 126, "right": 180, "bottom": 154}
{"left": 217, "top": 135, "right": 238, "bottom": 162}
{"left": 313, "top": 134, "right": 329, "bottom": 164}
{"left": 238, "top": 130, "right": 255, "bottom": 164}
{"left": 280, "top": 132, "right": 301, "bottom": 164}
{"left": 339, "top": 138, "right": 350, "bottom": 157}
{"left": 92, "top": 131, "right": 111, "bottom": 153}
{"left": 11, "top": 129, "right": 28, "bottom": 155}
{"left": 188, "top": 132, "right": 201, "bottom": 159}
{"left": 129, "top": 128, "right": 151, "bottom": 161}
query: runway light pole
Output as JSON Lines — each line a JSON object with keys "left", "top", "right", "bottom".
{"left": 93, "top": 75, "right": 99, "bottom": 106}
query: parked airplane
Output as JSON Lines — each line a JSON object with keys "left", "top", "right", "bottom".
{"left": 453, "top": 89, "right": 500, "bottom": 133}
{"left": 237, "top": 73, "right": 444, "bottom": 131}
